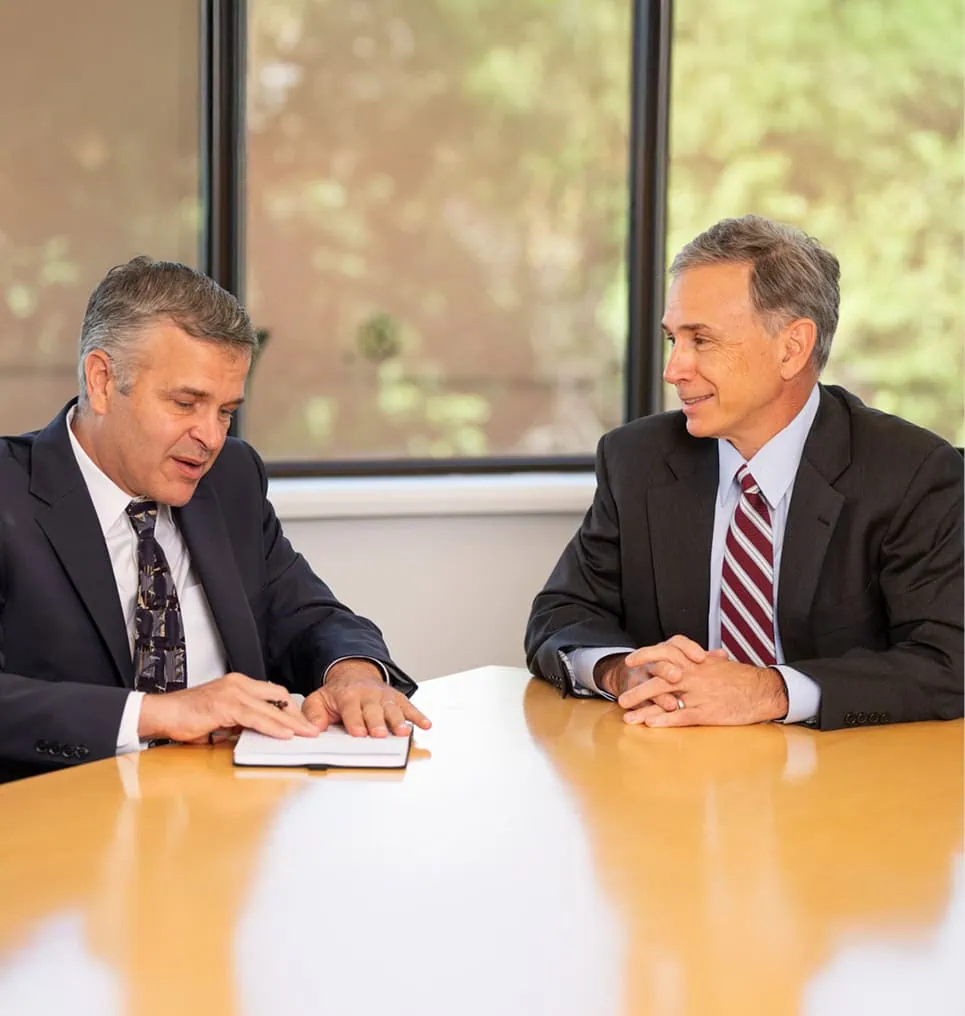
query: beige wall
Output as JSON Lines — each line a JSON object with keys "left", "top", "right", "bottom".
{"left": 269, "top": 476, "right": 592, "bottom": 680}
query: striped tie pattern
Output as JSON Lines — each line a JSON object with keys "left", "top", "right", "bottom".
{"left": 720, "top": 467, "right": 777, "bottom": 667}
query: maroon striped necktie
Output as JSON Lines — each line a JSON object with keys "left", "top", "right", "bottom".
{"left": 720, "top": 466, "right": 777, "bottom": 667}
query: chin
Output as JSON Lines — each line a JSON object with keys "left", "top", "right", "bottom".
{"left": 156, "top": 482, "right": 199, "bottom": 508}
{"left": 684, "top": 416, "right": 714, "bottom": 440}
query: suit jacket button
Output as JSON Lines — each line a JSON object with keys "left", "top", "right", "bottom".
{"left": 844, "top": 712, "right": 856, "bottom": 725}
{"left": 46, "top": 743, "right": 62, "bottom": 755}
{"left": 856, "top": 712, "right": 868, "bottom": 724}
{"left": 76, "top": 746, "right": 90, "bottom": 759}
{"left": 35, "top": 740, "right": 50, "bottom": 753}
{"left": 881, "top": 712, "right": 891, "bottom": 723}
{"left": 869, "top": 712, "right": 881, "bottom": 724}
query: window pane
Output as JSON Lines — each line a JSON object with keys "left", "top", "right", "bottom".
{"left": 668, "top": 0, "right": 964, "bottom": 444}
{"left": 0, "top": 1, "right": 200, "bottom": 436}
{"left": 246, "top": 0, "right": 630, "bottom": 461}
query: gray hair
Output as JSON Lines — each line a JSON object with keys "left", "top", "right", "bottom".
{"left": 669, "top": 215, "right": 840, "bottom": 371}
{"left": 77, "top": 256, "right": 258, "bottom": 405}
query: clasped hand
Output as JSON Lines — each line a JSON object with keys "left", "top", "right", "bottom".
{"left": 595, "top": 635, "right": 788, "bottom": 727}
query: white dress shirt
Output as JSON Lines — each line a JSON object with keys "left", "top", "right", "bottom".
{"left": 570, "top": 386, "right": 822, "bottom": 725}
{"left": 67, "top": 410, "right": 228, "bottom": 753}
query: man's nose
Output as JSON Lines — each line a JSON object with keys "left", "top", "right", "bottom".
{"left": 663, "top": 343, "right": 692, "bottom": 385}
{"left": 191, "top": 411, "right": 223, "bottom": 453}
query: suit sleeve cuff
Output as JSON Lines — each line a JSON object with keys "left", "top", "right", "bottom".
{"left": 566, "top": 647, "right": 634, "bottom": 700}
{"left": 116, "top": 692, "right": 147, "bottom": 755}
{"left": 775, "top": 665, "right": 821, "bottom": 725}
{"left": 322, "top": 657, "right": 389, "bottom": 684}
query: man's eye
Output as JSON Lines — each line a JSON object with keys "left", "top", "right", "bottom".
{"left": 219, "top": 409, "right": 235, "bottom": 420}
{"left": 175, "top": 400, "right": 193, "bottom": 410}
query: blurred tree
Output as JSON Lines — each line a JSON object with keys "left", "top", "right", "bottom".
{"left": 245, "top": 0, "right": 631, "bottom": 458}
{"left": 0, "top": 1, "right": 199, "bottom": 435}
{"left": 669, "top": 0, "right": 964, "bottom": 442}
{"left": 2, "top": 1, "right": 959, "bottom": 452}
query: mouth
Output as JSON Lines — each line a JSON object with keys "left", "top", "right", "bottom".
{"left": 679, "top": 394, "right": 713, "bottom": 412}
{"left": 172, "top": 457, "right": 206, "bottom": 480}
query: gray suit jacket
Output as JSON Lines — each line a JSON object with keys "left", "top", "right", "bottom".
{"left": 0, "top": 401, "right": 416, "bottom": 781}
{"left": 524, "top": 386, "right": 963, "bottom": 729}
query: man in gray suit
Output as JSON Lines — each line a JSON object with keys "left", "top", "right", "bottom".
{"left": 525, "top": 215, "right": 963, "bottom": 730}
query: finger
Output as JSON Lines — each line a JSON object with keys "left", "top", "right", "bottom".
{"left": 645, "top": 704, "right": 700, "bottom": 727}
{"left": 302, "top": 692, "right": 334, "bottom": 731}
{"left": 237, "top": 702, "right": 298, "bottom": 739}
{"left": 362, "top": 701, "right": 390, "bottom": 737}
{"left": 247, "top": 697, "right": 318, "bottom": 738}
{"left": 400, "top": 699, "right": 432, "bottom": 730}
{"left": 338, "top": 698, "right": 367, "bottom": 737}
{"left": 623, "top": 703, "right": 667, "bottom": 725}
{"left": 383, "top": 702, "right": 411, "bottom": 736}
{"left": 625, "top": 693, "right": 684, "bottom": 722}
{"left": 266, "top": 698, "right": 319, "bottom": 737}
{"left": 667, "top": 634, "right": 713, "bottom": 663}
{"left": 624, "top": 643, "right": 691, "bottom": 672}
{"left": 709, "top": 648, "right": 729, "bottom": 659}
{"left": 618, "top": 676, "right": 675, "bottom": 710}
{"left": 646, "top": 660, "right": 684, "bottom": 684}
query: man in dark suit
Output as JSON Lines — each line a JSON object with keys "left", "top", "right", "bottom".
{"left": 525, "top": 215, "right": 963, "bottom": 730}
{"left": 0, "top": 257, "right": 429, "bottom": 781}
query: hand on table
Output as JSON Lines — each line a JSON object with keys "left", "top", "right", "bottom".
{"left": 138, "top": 672, "right": 319, "bottom": 743}
{"left": 617, "top": 650, "right": 789, "bottom": 727}
{"left": 302, "top": 659, "right": 432, "bottom": 738}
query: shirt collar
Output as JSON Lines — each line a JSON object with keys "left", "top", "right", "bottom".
{"left": 717, "top": 385, "right": 820, "bottom": 509}
{"left": 66, "top": 406, "right": 140, "bottom": 537}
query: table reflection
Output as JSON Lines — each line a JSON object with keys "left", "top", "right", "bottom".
{"left": 0, "top": 747, "right": 300, "bottom": 1016}
{"left": 522, "top": 679, "right": 964, "bottom": 1016}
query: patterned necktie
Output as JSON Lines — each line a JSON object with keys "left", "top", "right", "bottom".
{"left": 720, "top": 466, "right": 777, "bottom": 667}
{"left": 126, "top": 500, "right": 187, "bottom": 693}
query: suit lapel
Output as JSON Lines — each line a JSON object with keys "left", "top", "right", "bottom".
{"left": 175, "top": 486, "right": 267, "bottom": 682}
{"left": 647, "top": 440, "right": 718, "bottom": 645}
{"left": 31, "top": 403, "right": 134, "bottom": 687}
{"left": 777, "top": 387, "right": 850, "bottom": 653}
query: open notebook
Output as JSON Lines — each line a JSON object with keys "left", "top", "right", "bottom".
{"left": 233, "top": 724, "right": 412, "bottom": 770}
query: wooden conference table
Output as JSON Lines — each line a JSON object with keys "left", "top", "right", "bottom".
{"left": 0, "top": 667, "right": 961, "bottom": 1016}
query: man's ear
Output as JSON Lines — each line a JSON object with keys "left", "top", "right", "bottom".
{"left": 83, "top": 350, "right": 113, "bottom": 415}
{"left": 779, "top": 319, "right": 817, "bottom": 380}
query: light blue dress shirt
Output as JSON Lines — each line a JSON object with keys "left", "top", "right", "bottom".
{"left": 570, "top": 386, "right": 822, "bottom": 724}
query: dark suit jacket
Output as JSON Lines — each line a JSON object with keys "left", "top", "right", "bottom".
{"left": 525, "top": 385, "right": 964, "bottom": 730}
{"left": 0, "top": 401, "right": 416, "bottom": 780}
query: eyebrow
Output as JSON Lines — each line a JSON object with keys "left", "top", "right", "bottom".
{"left": 169, "top": 386, "right": 245, "bottom": 406}
{"left": 661, "top": 322, "right": 715, "bottom": 335}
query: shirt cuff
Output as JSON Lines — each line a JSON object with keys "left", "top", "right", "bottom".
{"left": 322, "top": 657, "right": 389, "bottom": 684}
{"left": 566, "top": 647, "right": 635, "bottom": 700}
{"left": 116, "top": 691, "right": 147, "bottom": 755}
{"left": 775, "top": 665, "right": 821, "bottom": 725}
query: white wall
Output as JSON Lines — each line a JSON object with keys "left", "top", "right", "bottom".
{"left": 269, "top": 474, "right": 594, "bottom": 681}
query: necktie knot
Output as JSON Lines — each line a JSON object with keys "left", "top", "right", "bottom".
{"left": 737, "top": 466, "right": 761, "bottom": 498}
{"left": 126, "top": 499, "right": 159, "bottom": 538}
